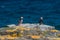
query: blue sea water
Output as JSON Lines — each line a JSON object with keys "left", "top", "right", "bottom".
{"left": 0, "top": 0, "right": 60, "bottom": 30}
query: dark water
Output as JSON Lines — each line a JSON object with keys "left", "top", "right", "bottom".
{"left": 0, "top": 0, "right": 60, "bottom": 30}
